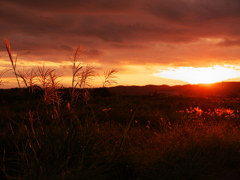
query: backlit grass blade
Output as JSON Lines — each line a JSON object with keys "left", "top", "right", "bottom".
{"left": 3, "top": 38, "right": 21, "bottom": 88}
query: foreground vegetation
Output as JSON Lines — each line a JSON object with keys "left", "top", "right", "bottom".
{"left": 1, "top": 92, "right": 240, "bottom": 180}
{"left": 1, "top": 39, "right": 240, "bottom": 179}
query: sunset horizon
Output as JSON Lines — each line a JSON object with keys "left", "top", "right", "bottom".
{"left": 1, "top": 0, "right": 240, "bottom": 88}
{"left": 1, "top": 40, "right": 240, "bottom": 89}
{"left": 2, "top": 1, "right": 240, "bottom": 179}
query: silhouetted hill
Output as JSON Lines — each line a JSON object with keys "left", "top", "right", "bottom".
{"left": 108, "top": 82, "right": 240, "bottom": 97}
{"left": 108, "top": 84, "right": 179, "bottom": 96}
{"left": 1, "top": 82, "right": 240, "bottom": 99}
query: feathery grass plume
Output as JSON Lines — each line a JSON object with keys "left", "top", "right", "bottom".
{"left": 48, "top": 70, "right": 63, "bottom": 105}
{"left": 3, "top": 38, "right": 21, "bottom": 88}
{"left": 35, "top": 65, "right": 62, "bottom": 105}
{"left": 102, "top": 68, "right": 118, "bottom": 87}
{"left": 70, "top": 45, "right": 96, "bottom": 103}
{"left": 34, "top": 65, "right": 63, "bottom": 124}
{"left": 72, "top": 45, "right": 83, "bottom": 89}
{"left": 77, "top": 64, "right": 95, "bottom": 89}
{"left": 73, "top": 64, "right": 95, "bottom": 104}
{"left": 36, "top": 65, "right": 54, "bottom": 89}
{"left": 71, "top": 46, "right": 95, "bottom": 88}
{"left": 17, "top": 68, "right": 37, "bottom": 92}
{"left": 70, "top": 45, "right": 83, "bottom": 102}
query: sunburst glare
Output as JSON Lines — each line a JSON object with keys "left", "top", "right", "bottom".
{"left": 154, "top": 65, "right": 240, "bottom": 84}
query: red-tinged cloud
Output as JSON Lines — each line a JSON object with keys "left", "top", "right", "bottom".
{"left": 218, "top": 39, "right": 240, "bottom": 47}
{"left": 1, "top": 0, "right": 137, "bottom": 14}
{"left": 1, "top": 0, "right": 240, "bottom": 70}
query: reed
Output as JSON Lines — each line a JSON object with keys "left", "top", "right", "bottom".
{"left": 70, "top": 46, "right": 96, "bottom": 105}
{"left": 71, "top": 45, "right": 83, "bottom": 89}
{"left": 102, "top": 68, "right": 118, "bottom": 87}
{"left": 3, "top": 38, "right": 21, "bottom": 88}
{"left": 17, "top": 68, "right": 36, "bottom": 92}
{"left": 35, "top": 65, "right": 62, "bottom": 105}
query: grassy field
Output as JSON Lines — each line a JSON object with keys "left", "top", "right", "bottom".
{"left": 1, "top": 39, "right": 240, "bottom": 179}
{"left": 1, "top": 91, "right": 240, "bottom": 180}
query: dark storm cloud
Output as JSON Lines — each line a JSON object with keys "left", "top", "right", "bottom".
{"left": 0, "top": 0, "right": 137, "bottom": 14}
{"left": 145, "top": 0, "right": 240, "bottom": 23}
{"left": 144, "top": 0, "right": 240, "bottom": 40}
{"left": 1, "top": 0, "right": 240, "bottom": 66}
{"left": 2, "top": 0, "right": 240, "bottom": 41}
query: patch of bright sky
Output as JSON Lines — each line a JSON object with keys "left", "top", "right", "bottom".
{"left": 203, "top": 38, "right": 223, "bottom": 43}
{"left": 154, "top": 65, "right": 240, "bottom": 84}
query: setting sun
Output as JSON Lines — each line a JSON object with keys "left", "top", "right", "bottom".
{"left": 154, "top": 65, "right": 240, "bottom": 84}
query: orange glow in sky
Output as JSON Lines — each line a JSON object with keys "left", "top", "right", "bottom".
{"left": 1, "top": 0, "right": 240, "bottom": 88}
{"left": 154, "top": 65, "right": 240, "bottom": 84}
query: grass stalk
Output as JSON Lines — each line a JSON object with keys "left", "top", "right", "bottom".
{"left": 70, "top": 46, "right": 95, "bottom": 104}
{"left": 17, "top": 68, "right": 36, "bottom": 91}
{"left": 3, "top": 38, "right": 21, "bottom": 88}
{"left": 71, "top": 45, "right": 82, "bottom": 89}
{"left": 102, "top": 68, "right": 118, "bottom": 88}
{"left": 117, "top": 110, "right": 137, "bottom": 152}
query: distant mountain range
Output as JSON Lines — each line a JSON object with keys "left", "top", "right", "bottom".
{"left": 1, "top": 82, "right": 240, "bottom": 99}
{"left": 107, "top": 82, "right": 240, "bottom": 97}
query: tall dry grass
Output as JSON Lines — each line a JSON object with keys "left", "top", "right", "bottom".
{"left": 70, "top": 45, "right": 96, "bottom": 105}
{"left": 3, "top": 38, "right": 21, "bottom": 88}
{"left": 17, "top": 68, "right": 36, "bottom": 92}
{"left": 102, "top": 69, "right": 118, "bottom": 88}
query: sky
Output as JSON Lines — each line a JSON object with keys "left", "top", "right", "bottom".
{"left": 1, "top": 0, "right": 240, "bottom": 88}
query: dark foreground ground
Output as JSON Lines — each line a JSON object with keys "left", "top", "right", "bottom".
{"left": 1, "top": 88, "right": 240, "bottom": 179}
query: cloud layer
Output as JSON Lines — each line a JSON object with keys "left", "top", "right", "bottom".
{"left": 1, "top": 0, "right": 240, "bottom": 86}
